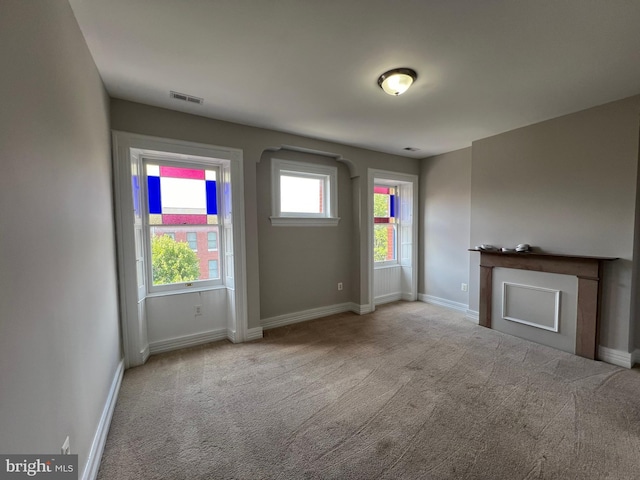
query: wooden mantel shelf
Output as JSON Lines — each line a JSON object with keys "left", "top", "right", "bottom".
{"left": 469, "top": 249, "right": 618, "bottom": 360}
{"left": 468, "top": 249, "right": 617, "bottom": 262}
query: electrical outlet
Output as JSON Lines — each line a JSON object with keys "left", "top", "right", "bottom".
{"left": 61, "top": 436, "right": 70, "bottom": 455}
{"left": 194, "top": 305, "right": 202, "bottom": 316}
{"left": 337, "top": 282, "right": 343, "bottom": 291}
{"left": 461, "top": 283, "right": 468, "bottom": 292}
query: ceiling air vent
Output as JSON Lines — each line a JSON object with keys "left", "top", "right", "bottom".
{"left": 403, "top": 147, "right": 420, "bottom": 152}
{"left": 170, "top": 91, "right": 204, "bottom": 105}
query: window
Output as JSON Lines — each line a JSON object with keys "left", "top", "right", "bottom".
{"left": 207, "top": 231, "right": 218, "bottom": 251}
{"left": 187, "top": 232, "right": 197, "bottom": 251}
{"left": 208, "top": 260, "right": 219, "bottom": 279}
{"left": 374, "top": 185, "right": 397, "bottom": 264}
{"left": 270, "top": 158, "right": 339, "bottom": 226}
{"left": 144, "top": 161, "right": 223, "bottom": 291}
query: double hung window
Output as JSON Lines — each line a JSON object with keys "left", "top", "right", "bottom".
{"left": 144, "top": 160, "right": 223, "bottom": 292}
{"left": 373, "top": 185, "right": 398, "bottom": 265}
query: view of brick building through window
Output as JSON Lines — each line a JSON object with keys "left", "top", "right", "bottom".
{"left": 152, "top": 226, "right": 220, "bottom": 280}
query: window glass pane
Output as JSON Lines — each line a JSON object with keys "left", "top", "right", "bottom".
{"left": 374, "top": 224, "right": 397, "bottom": 262}
{"left": 150, "top": 225, "right": 220, "bottom": 286}
{"left": 187, "top": 232, "right": 197, "bottom": 251}
{"left": 280, "top": 174, "right": 324, "bottom": 214}
{"left": 208, "top": 260, "right": 219, "bottom": 279}
{"left": 207, "top": 231, "right": 218, "bottom": 250}
{"left": 373, "top": 186, "right": 396, "bottom": 223}
{"left": 146, "top": 164, "right": 218, "bottom": 225}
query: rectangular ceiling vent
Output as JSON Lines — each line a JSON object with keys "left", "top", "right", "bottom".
{"left": 403, "top": 147, "right": 421, "bottom": 152}
{"left": 170, "top": 91, "right": 203, "bottom": 105}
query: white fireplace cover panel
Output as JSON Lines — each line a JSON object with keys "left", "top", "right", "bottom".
{"left": 502, "top": 282, "right": 560, "bottom": 332}
{"left": 492, "top": 268, "right": 577, "bottom": 354}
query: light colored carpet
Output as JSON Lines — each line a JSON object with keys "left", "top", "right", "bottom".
{"left": 98, "top": 301, "right": 640, "bottom": 479}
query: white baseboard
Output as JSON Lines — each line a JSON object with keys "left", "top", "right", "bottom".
{"left": 598, "top": 346, "right": 634, "bottom": 369}
{"left": 82, "top": 359, "right": 124, "bottom": 480}
{"left": 149, "top": 329, "right": 228, "bottom": 355}
{"left": 262, "top": 302, "right": 354, "bottom": 330}
{"left": 374, "top": 292, "right": 403, "bottom": 306}
{"left": 246, "top": 326, "right": 264, "bottom": 341}
{"left": 140, "top": 345, "right": 150, "bottom": 363}
{"left": 418, "top": 293, "right": 469, "bottom": 314}
{"left": 466, "top": 310, "right": 479, "bottom": 324}
{"left": 351, "top": 303, "right": 373, "bottom": 315}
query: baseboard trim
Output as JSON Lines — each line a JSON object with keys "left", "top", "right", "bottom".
{"left": 418, "top": 293, "right": 468, "bottom": 314}
{"left": 149, "top": 329, "right": 228, "bottom": 355}
{"left": 246, "top": 326, "right": 264, "bottom": 341}
{"left": 226, "top": 330, "right": 237, "bottom": 343}
{"left": 140, "top": 345, "right": 150, "bottom": 363}
{"left": 82, "top": 359, "right": 124, "bottom": 480}
{"left": 374, "top": 292, "right": 403, "bottom": 306}
{"left": 598, "top": 346, "right": 633, "bottom": 369}
{"left": 350, "top": 303, "right": 373, "bottom": 315}
{"left": 262, "top": 303, "right": 354, "bottom": 330}
{"left": 465, "top": 309, "right": 479, "bottom": 324}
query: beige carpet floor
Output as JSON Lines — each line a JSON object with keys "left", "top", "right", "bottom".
{"left": 98, "top": 302, "right": 640, "bottom": 479}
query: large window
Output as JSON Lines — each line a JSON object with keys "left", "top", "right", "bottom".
{"left": 270, "top": 159, "right": 339, "bottom": 226}
{"left": 374, "top": 185, "right": 397, "bottom": 264}
{"left": 144, "top": 161, "right": 222, "bottom": 291}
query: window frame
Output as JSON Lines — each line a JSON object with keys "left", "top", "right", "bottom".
{"left": 270, "top": 158, "right": 340, "bottom": 226}
{"left": 142, "top": 156, "right": 224, "bottom": 294}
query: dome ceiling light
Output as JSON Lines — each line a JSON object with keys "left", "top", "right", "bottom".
{"left": 377, "top": 68, "right": 418, "bottom": 96}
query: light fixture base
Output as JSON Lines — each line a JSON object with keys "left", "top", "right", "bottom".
{"left": 377, "top": 68, "right": 418, "bottom": 96}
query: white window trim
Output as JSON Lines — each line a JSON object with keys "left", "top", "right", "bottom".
{"left": 270, "top": 158, "right": 340, "bottom": 226}
{"left": 112, "top": 130, "right": 250, "bottom": 368}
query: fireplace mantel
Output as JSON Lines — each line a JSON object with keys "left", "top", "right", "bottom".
{"left": 469, "top": 250, "right": 617, "bottom": 359}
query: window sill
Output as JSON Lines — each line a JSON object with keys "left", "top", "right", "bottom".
{"left": 374, "top": 263, "right": 401, "bottom": 269}
{"left": 269, "top": 217, "right": 340, "bottom": 227}
{"left": 146, "top": 284, "right": 226, "bottom": 298}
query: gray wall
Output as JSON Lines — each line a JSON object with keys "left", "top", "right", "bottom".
{"left": 258, "top": 150, "right": 354, "bottom": 318}
{"left": 419, "top": 148, "right": 472, "bottom": 305}
{"left": 110, "top": 99, "right": 419, "bottom": 327}
{"left": 469, "top": 96, "right": 640, "bottom": 352}
{"left": 0, "top": 0, "right": 121, "bottom": 473}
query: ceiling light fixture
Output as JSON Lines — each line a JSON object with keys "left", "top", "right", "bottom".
{"left": 377, "top": 68, "right": 417, "bottom": 96}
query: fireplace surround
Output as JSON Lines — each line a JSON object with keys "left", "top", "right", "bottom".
{"left": 471, "top": 250, "right": 617, "bottom": 359}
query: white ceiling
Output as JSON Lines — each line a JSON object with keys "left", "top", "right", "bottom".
{"left": 68, "top": 0, "right": 640, "bottom": 158}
